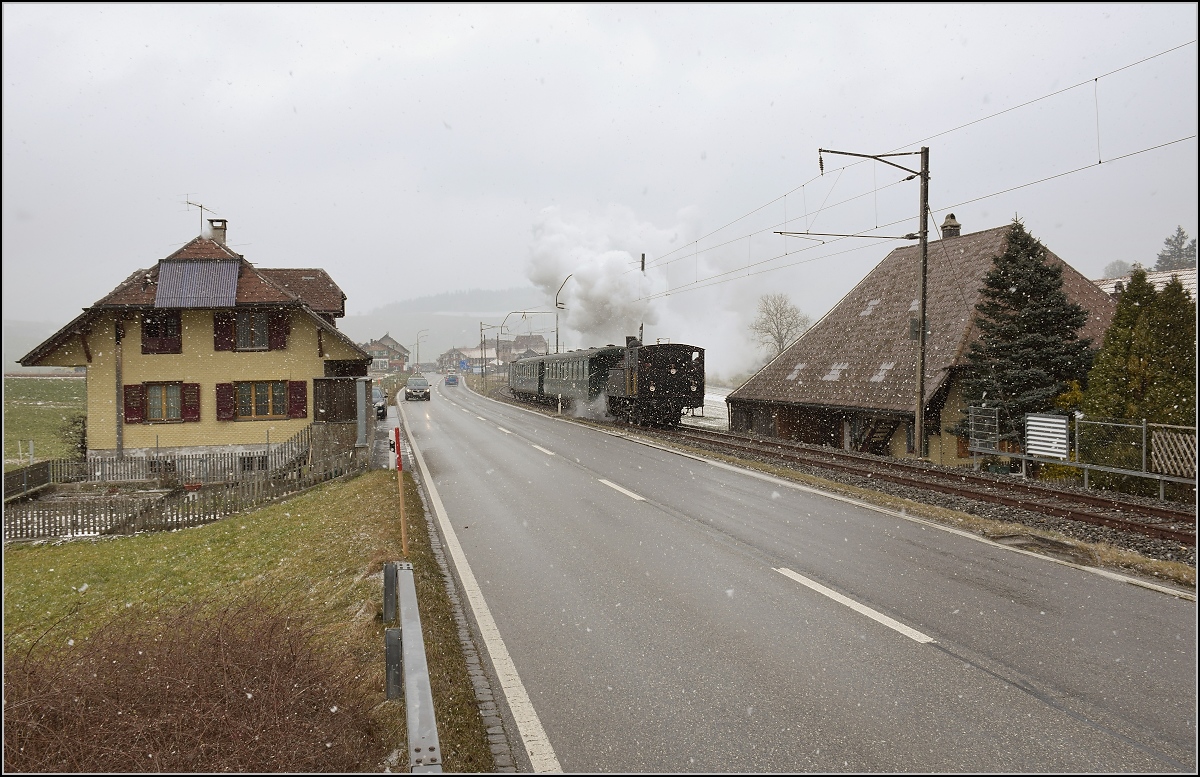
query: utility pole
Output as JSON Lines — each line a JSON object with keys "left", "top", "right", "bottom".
{"left": 639, "top": 253, "right": 645, "bottom": 344}
{"left": 914, "top": 146, "right": 930, "bottom": 456}
{"left": 780, "top": 146, "right": 929, "bottom": 457}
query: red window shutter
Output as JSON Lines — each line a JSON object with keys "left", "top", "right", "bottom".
{"left": 213, "top": 312, "right": 235, "bottom": 351}
{"left": 123, "top": 384, "right": 145, "bottom": 424}
{"left": 181, "top": 383, "right": 201, "bottom": 422}
{"left": 267, "top": 311, "right": 290, "bottom": 351}
{"left": 215, "top": 383, "right": 236, "bottom": 421}
{"left": 288, "top": 380, "right": 307, "bottom": 419}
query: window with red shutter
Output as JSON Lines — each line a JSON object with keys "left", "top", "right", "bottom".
{"left": 142, "top": 310, "right": 182, "bottom": 354}
{"left": 268, "top": 310, "right": 290, "bottom": 351}
{"left": 288, "top": 380, "right": 307, "bottom": 419}
{"left": 182, "top": 383, "right": 201, "bottom": 422}
{"left": 123, "top": 384, "right": 146, "bottom": 424}
{"left": 215, "top": 383, "right": 236, "bottom": 421}
{"left": 213, "top": 312, "right": 235, "bottom": 351}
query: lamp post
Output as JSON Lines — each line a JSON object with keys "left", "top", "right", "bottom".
{"left": 413, "top": 329, "right": 427, "bottom": 372}
{"left": 480, "top": 321, "right": 507, "bottom": 394}
{"left": 500, "top": 310, "right": 554, "bottom": 358}
{"left": 555, "top": 274, "right": 573, "bottom": 354}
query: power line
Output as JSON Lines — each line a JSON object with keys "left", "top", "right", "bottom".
{"left": 641, "top": 39, "right": 1196, "bottom": 273}
{"left": 643, "top": 133, "right": 1197, "bottom": 300}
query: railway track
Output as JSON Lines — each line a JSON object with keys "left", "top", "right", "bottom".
{"left": 484, "top": 384, "right": 1195, "bottom": 548}
{"left": 658, "top": 426, "right": 1195, "bottom": 545}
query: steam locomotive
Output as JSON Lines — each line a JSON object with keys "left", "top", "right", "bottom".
{"left": 508, "top": 336, "right": 705, "bottom": 426}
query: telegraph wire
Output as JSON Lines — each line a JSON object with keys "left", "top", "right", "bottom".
{"left": 642, "top": 133, "right": 1197, "bottom": 300}
{"left": 639, "top": 39, "right": 1196, "bottom": 274}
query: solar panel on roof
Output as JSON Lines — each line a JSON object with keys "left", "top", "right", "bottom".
{"left": 155, "top": 260, "right": 240, "bottom": 308}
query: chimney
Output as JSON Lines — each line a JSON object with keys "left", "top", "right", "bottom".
{"left": 208, "top": 218, "right": 228, "bottom": 245}
{"left": 941, "top": 213, "right": 961, "bottom": 238}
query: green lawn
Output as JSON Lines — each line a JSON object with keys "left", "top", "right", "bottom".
{"left": 3, "top": 376, "right": 86, "bottom": 470}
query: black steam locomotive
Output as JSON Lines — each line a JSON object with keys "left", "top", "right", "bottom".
{"left": 508, "top": 336, "right": 704, "bottom": 426}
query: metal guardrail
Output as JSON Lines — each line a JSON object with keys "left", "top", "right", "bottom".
{"left": 384, "top": 561, "right": 442, "bottom": 773}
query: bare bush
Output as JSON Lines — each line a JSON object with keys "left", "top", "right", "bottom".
{"left": 4, "top": 597, "right": 381, "bottom": 773}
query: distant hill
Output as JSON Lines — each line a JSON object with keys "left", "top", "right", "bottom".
{"left": 340, "top": 287, "right": 548, "bottom": 359}
{"left": 3, "top": 320, "right": 68, "bottom": 374}
{"left": 4, "top": 287, "right": 548, "bottom": 373}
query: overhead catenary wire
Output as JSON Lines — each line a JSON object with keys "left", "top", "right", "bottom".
{"left": 642, "top": 133, "right": 1197, "bottom": 300}
{"left": 635, "top": 39, "right": 1196, "bottom": 279}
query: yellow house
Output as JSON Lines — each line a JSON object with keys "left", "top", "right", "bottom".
{"left": 20, "top": 220, "right": 372, "bottom": 460}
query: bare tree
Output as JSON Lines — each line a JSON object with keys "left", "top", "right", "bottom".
{"left": 749, "top": 293, "right": 810, "bottom": 356}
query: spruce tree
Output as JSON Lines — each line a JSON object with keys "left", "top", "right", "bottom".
{"left": 959, "top": 218, "right": 1093, "bottom": 444}
{"left": 1080, "top": 267, "right": 1158, "bottom": 421}
{"left": 1142, "top": 276, "right": 1195, "bottom": 425}
{"left": 1155, "top": 226, "right": 1197, "bottom": 271}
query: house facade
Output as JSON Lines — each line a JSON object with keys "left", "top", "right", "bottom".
{"left": 727, "top": 218, "right": 1117, "bottom": 465}
{"left": 361, "top": 333, "right": 410, "bottom": 373}
{"left": 20, "top": 220, "right": 373, "bottom": 460}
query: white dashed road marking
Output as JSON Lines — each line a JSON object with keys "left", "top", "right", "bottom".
{"left": 532, "top": 445, "right": 556, "bottom": 456}
{"left": 598, "top": 479, "right": 645, "bottom": 501}
{"left": 775, "top": 567, "right": 934, "bottom": 644}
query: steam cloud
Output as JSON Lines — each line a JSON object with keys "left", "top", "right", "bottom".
{"left": 526, "top": 203, "right": 783, "bottom": 384}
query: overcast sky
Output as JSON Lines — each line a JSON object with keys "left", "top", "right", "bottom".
{"left": 3, "top": 3, "right": 1196, "bottom": 377}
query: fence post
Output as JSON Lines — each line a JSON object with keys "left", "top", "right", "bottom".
{"left": 1141, "top": 419, "right": 1148, "bottom": 472}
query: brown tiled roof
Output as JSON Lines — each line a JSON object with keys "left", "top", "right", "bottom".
{"left": 259, "top": 269, "right": 347, "bottom": 316}
{"left": 161, "top": 236, "right": 243, "bottom": 261}
{"left": 728, "top": 224, "right": 1117, "bottom": 414}
{"left": 21, "top": 235, "right": 364, "bottom": 365}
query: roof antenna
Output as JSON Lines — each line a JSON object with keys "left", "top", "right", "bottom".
{"left": 184, "top": 196, "right": 218, "bottom": 235}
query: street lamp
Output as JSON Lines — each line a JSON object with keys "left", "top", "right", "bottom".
{"left": 555, "top": 274, "right": 574, "bottom": 354}
{"left": 499, "top": 310, "right": 554, "bottom": 358}
{"left": 480, "top": 321, "right": 508, "bottom": 394}
{"left": 413, "top": 329, "right": 427, "bottom": 372}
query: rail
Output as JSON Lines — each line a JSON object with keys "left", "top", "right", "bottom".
{"left": 661, "top": 426, "right": 1196, "bottom": 545}
{"left": 383, "top": 561, "right": 442, "bottom": 772}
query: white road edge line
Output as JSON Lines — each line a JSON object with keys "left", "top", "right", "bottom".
{"left": 775, "top": 567, "right": 935, "bottom": 644}
{"left": 598, "top": 479, "right": 645, "bottom": 501}
{"left": 624, "top": 437, "right": 1198, "bottom": 602}
{"left": 532, "top": 445, "right": 556, "bottom": 456}
{"left": 399, "top": 404, "right": 563, "bottom": 773}
{"left": 462, "top": 379, "right": 1197, "bottom": 603}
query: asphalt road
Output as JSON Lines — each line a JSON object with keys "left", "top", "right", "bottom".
{"left": 394, "top": 377, "right": 1196, "bottom": 773}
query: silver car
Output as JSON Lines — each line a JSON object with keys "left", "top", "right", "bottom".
{"left": 404, "top": 375, "right": 431, "bottom": 401}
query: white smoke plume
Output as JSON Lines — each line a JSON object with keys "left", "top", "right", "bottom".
{"left": 527, "top": 205, "right": 670, "bottom": 347}
{"left": 526, "top": 203, "right": 786, "bottom": 385}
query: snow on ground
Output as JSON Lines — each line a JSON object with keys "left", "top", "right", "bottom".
{"left": 681, "top": 385, "right": 731, "bottom": 431}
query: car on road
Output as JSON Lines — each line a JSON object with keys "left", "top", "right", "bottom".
{"left": 373, "top": 385, "right": 388, "bottom": 420}
{"left": 445, "top": 373, "right": 459, "bottom": 386}
{"left": 404, "top": 374, "right": 431, "bottom": 401}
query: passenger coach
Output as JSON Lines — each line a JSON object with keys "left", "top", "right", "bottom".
{"left": 508, "top": 336, "right": 704, "bottom": 426}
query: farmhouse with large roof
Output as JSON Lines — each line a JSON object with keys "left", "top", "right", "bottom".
{"left": 727, "top": 217, "right": 1117, "bottom": 465}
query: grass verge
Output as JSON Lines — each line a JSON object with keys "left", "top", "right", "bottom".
{"left": 3, "top": 469, "right": 495, "bottom": 772}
